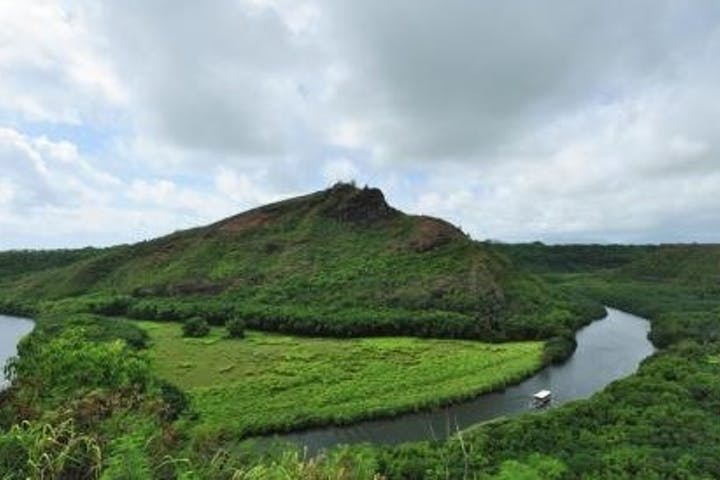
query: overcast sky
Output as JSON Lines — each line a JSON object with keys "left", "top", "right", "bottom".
{"left": 1, "top": 1, "right": 719, "bottom": 249}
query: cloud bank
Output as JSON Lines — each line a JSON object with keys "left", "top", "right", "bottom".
{"left": 1, "top": 0, "right": 719, "bottom": 247}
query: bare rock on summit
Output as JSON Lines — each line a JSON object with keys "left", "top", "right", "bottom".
{"left": 320, "top": 183, "right": 397, "bottom": 225}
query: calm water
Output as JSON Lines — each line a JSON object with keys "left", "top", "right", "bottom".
{"left": 271, "top": 307, "right": 654, "bottom": 451}
{"left": 0, "top": 315, "right": 34, "bottom": 387}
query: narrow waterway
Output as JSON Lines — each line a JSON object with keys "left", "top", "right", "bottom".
{"left": 0, "top": 314, "right": 34, "bottom": 389}
{"left": 272, "top": 307, "right": 654, "bottom": 451}
{"left": 0, "top": 308, "right": 654, "bottom": 452}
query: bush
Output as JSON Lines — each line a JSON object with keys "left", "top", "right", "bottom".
{"left": 6, "top": 328, "right": 151, "bottom": 408}
{"left": 35, "top": 314, "right": 149, "bottom": 350}
{"left": 182, "top": 317, "right": 210, "bottom": 338}
{"left": 158, "top": 380, "right": 190, "bottom": 421}
{"left": 543, "top": 335, "right": 577, "bottom": 364}
{"left": 87, "top": 295, "right": 133, "bottom": 316}
{"left": 226, "top": 317, "right": 246, "bottom": 338}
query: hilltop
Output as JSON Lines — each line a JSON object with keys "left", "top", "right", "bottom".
{"left": 0, "top": 183, "right": 597, "bottom": 341}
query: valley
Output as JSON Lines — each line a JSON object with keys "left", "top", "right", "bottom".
{"left": 0, "top": 186, "right": 718, "bottom": 478}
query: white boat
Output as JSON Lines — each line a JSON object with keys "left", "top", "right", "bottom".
{"left": 532, "top": 389, "right": 552, "bottom": 405}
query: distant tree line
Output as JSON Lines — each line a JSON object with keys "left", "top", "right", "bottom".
{"left": 67, "top": 292, "right": 599, "bottom": 347}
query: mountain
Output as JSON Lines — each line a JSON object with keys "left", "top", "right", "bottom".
{"left": 0, "top": 183, "right": 597, "bottom": 341}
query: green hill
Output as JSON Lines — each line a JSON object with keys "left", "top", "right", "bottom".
{"left": 613, "top": 244, "right": 720, "bottom": 287}
{"left": 0, "top": 183, "right": 598, "bottom": 341}
{"left": 491, "top": 242, "right": 657, "bottom": 274}
{"left": 494, "top": 241, "right": 720, "bottom": 288}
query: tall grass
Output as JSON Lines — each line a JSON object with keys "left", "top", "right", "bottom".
{"left": 136, "top": 321, "right": 544, "bottom": 440}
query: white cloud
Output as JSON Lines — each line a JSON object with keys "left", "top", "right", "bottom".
{"left": 322, "top": 158, "right": 358, "bottom": 184}
{"left": 215, "top": 166, "right": 291, "bottom": 208}
{"left": 0, "top": 178, "right": 15, "bottom": 205}
{"left": 403, "top": 79, "right": 720, "bottom": 243}
{"left": 0, "top": 127, "right": 263, "bottom": 248}
{"left": 668, "top": 136, "right": 709, "bottom": 159}
{"left": 1, "top": 0, "right": 720, "bottom": 247}
{"left": 0, "top": 0, "right": 125, "bottom": 123}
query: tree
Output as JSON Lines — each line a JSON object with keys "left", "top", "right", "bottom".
{"left": 226, "top": 317, "right": 246, "bottom": 338}
{"left": 182, "top": 317, "right": 210, "bottom": 337}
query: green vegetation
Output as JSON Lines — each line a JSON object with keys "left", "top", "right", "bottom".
{"left": 0, "top": 311, "right": 545, "bottom": 479}
{"left": 2, "top": 189, "right": 720, "bottom": 478}
{"left": 136, "top": 320, "right": 544, "bottom": 439}
{"left": 225, "top": 317, "right": 246, "bottom": 338}
{"left": 29, "top": 312, "right": 150, "bottom": 350}
{"left": 182, "top": 317, "right": 210, "bottom": 338}
{"left": 0, "top": 248, "right": 103, "bottom": 281}
{"left": 378, "top": 344, "right": 720, "bottom": 478}
{"left": 490, "top": 242, "right": 656, "bottom": 274}
{"left": 0, "top": 184, "right": 598, "bottom": 343}
{"left": 369, "top": 244, "right": 720, "bottom": 479}
{"left": 0, "top": 323, "right": 170, "bottom": 479}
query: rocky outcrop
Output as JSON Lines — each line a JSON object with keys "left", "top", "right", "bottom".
{"left": 320, "top": 183, "right": 398, "bottom": 225}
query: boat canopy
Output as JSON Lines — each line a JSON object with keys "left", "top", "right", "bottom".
{"left": 533, "top": 389, "right": 552, "bottom": 400}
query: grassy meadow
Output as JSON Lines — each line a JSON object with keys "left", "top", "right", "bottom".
{"left": 134, "top": 320, "right": 544, "bottom": 439}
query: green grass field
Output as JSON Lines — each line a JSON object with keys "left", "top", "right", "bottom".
{"left": 134, "top": 321, "right": 544, "bottom": 439}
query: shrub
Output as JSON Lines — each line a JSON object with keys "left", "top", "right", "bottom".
{"left": 542, "top": 335, "right": 577, "bottom": 364}
{"left": 87, "top": 295, "right": 133, "bottom": 316}
{"left": 182, "top": 317, "right": 210, "bottom": 338}
{"left": 158, "top": 380, "right": 190, "bottom": 421}
{"left": 226, "top": 317, "right": 246, "bottom": 338}
{"left": 6, "top": 328, "right": 151, "bottom": 408}
{"left": 35, "top": 314, "right": 149, "bottom": 350}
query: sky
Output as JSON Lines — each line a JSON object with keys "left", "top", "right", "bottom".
{"left": 1, "top": 0, "right": 719, "bottom": 249}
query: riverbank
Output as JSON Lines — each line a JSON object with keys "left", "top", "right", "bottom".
{"left": 372, "top": 271, "right": 720, "bottom": 478}
{"left": 268, "top": 307, "right": 653, "bottom": 451}
{"left": 134, "top": 320, "right": 545, "bottom": 440}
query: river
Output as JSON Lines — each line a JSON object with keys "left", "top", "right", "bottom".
{"left": 0, "top": 314, "right": 34, "bottom": 389}
{"left": 0, "top": 308, "right": 654, "bottom": 452}
{"left": 271, "top": 307, "right": 654, "bottom": 451}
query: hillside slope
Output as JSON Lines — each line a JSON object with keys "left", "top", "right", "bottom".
{"left": 0, "top": 183, "right": 597, "bottom": 341}
{"left": 491, "top": 243, "right": 657, "bottom": 274}
{"left": 613, "top": 244, "right": 720, "bottom": 288}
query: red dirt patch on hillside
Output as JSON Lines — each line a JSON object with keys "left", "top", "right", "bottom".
{"left": 216, "top": 212, "right": 273, "bottom": 234}
{"left": 409, "top": 216, "right": 465, "bottom": 252}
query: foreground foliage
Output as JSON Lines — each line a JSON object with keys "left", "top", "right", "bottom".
{"left": 0, "top": 325, "right": 168, "bottom": 479}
